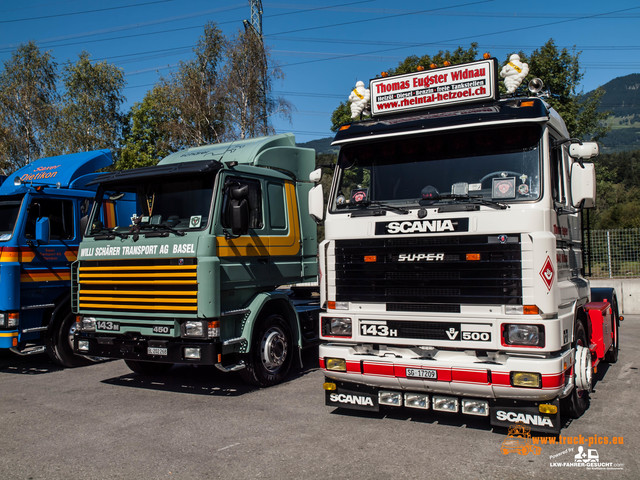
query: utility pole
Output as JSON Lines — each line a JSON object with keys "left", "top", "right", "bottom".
{"left": 244, "top": 0, "right": 268, "bottom": 133}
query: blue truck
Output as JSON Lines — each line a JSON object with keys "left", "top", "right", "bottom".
{"left": 0, "top": 150, "right": 133, "bottom": 367}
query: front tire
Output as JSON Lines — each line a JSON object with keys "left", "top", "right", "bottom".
{"left": 48, "top": 311, "right": 92, "bottom": 368}
{"left": 241, "top": 313, "right": 293, "bottom": 387}
{"left": 124, "top": 359, "right": 173, "bottom": 375}
{"left": 561, "top": 320, "right": 591, "bottom": 419}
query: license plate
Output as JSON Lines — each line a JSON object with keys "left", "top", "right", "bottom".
{"left": 406, "top": 368, "right": 437, "bottom": 379}
{"left": 96, "top": 320, "right": 120, "bottom": 331}
{"left": 147, "top": 347, "right": 168, "bottom": 356}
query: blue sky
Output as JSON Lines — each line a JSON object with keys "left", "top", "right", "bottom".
{"left": 1, "top": 0, "right": 639, "bottom": 144}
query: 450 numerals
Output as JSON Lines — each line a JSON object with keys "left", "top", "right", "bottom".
{"left": 360, "top": 323, "right": 398, "bottom": 337}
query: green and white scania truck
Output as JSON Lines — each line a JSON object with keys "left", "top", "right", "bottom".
{"left": 72, "top": 133, "right": 320, "bottom": 386}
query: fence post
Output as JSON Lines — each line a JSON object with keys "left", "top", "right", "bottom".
{"left": 607, "top": 230, "right": 612, "bottom": 278}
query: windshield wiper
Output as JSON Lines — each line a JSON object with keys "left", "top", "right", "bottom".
{"left": 143, "top": 223, "right": 186, "bottom": 237}
{"left": 93, "top": 227, "right": 129, "bottom": 239}
{"left": 420, "top": 194, "right": 508, "bottom": 210}
{"left": 349, "top": 200, "right": 410, "bottom": 217}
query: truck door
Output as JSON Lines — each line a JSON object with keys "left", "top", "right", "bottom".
{"left": 20, "top": 197, "right": 75, "bottom": 337}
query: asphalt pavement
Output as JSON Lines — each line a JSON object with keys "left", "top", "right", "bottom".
{"left": 1, "top": 316, "right": 638, "bottom": 479}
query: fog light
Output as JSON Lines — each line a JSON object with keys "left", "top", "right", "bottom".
{"left": 379, "top": 391, "right": 402, "bottom": 407}
{"left": 432, "top": 396, "right": 459, "bottom": 412}
{"left": 461, "top": 399, "right": 489, "bottom": 416}
{"left": 323, "top": 382, "right": 337, "bottom": 391}
{"left": 539, "top": 403, "right": 558, "bottom": 415}
{"left": 184, "top": 347, "right": 201, "bottom": 359}
{"left": 404, "top": 393, "right": 429, "bottom": 410}
{"left": 77, "top": 340, "right": 90, "bottom": 352}
{"left": 183, "top": 320, "right": 205, "bottom": 338}
{"left": 325, "top": 358, "right": 347, "bottom": 372}
{"left": 511, "top": 371, "right": 542, "bottom": 388}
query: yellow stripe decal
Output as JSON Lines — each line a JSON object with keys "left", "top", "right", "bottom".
{"left": 0, "top": 332, "right": 19, "bottom": 338}
{"left": 216, "top": 181, "right": 301, "bottom": 257}
{"left": 79, "top": 303, "right": 197, "bottom": 311}
{"left": 79, "top": 296, "right": 197, "bottom": 304}
{"left": 21, "top": 271, "right": 71, "bottom": 282}
{"left": 80, "top": 280, "right": 197, "bottom": 285}
{"left": 80, "top": 289, "right": 197, "bottom": 296}
{"left": 79, "top": 272, "right": 196, "bottom": 279}
{"left": 79, "top": 265, "right": 196, "bottom": 272}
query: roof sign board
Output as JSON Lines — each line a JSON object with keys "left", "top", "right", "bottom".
{"left": 370, "top": 58, "right": 498, "bottom": 116}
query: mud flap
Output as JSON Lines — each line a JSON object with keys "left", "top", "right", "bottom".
{"left": 325, "top": 381, "right": 380, "bottom": 412}
{"left": 490, "top": 399, "right": 561, "bottom": 434}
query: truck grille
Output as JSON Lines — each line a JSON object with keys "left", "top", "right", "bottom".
{"left": 76, "top": 258, "right": 197, "bottom": 314}
{"left": 334, "top": 235, "right": 522, "bottom": 310}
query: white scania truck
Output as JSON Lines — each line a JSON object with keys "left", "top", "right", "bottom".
{"left": 309, "top": 56, "right": 621, "bottom": 433}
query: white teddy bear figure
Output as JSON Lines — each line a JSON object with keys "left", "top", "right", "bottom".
{"left": 500, "top": 54, "right": 529, "bottom": 94}
{"left": 349, "top": 81, "right": 371, "bottom": 119}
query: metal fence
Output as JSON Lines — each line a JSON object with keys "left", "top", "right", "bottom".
{"left": 587, "top": 228, "right": 640, "bottom": 278}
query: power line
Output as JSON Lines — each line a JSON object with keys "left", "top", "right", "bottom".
{"left": 0, "top": 0, "right": 176, "bottom": 24}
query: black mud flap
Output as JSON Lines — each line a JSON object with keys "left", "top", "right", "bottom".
{"left": 325, "top": 381, "right": 380, "bottom": 412}
{"left": 490, "top": 399, "right": 561, "bottom": 434}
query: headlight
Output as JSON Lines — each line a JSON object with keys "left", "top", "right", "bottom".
{"left": 182, "top": 320, "right": 206, "bottom": 338}
{"left": 321, "top": 316, "right": 352, "bottom": 337}
{"left": 502, "top": 324, "right": 544, "bottom": 347}
{"left": 77, "top": 316, "right": 96, "bottom": 332}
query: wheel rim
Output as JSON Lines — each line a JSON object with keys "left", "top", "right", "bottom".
{"left": 260, "top": 326, "right": 288, "bottom": 372}
{"left": 67, "top": 318, "right": 77, "bottom": 351}
{"left": 575, "top": 344, "right": 592, "bottom": 391}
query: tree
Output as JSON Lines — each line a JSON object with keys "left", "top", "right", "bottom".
{"left": 157, "top": 22, "right": 228, "bottom": 147}
{"left": 225, "top": 28, "right": 292, "bottom": 139}
{"left": 0, "top": 41, "right": 58, "bottom": 170}
{"left": 522, "top": 39, "right": 609, "bottom": 140}
{"left": 117, "top": 84, "right": 174, "bottom": 170}
{"left": 55, "top": 52, "right": 126, "bottom": 154}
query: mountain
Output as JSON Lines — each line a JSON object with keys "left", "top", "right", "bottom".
{"left": 298, "top": 137, "right": 337, "bottom": 155}
{"left": 595, "top": 73, "right": 640, "bottom": 153}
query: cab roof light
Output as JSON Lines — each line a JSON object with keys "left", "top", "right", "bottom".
{"left": 483, "top": 52, "right": 491, "bottom": 59}
{"left": 364, "top": 255, "right": 377, "bottom": 263}
{"left": 520, "top": 100, "right": 535, "bottom": 107}
{"left": 339, "top": 125, "right": 350, "bottom": 131}
{"left": 466, "top": 253, "right": 481, "bottom": 261}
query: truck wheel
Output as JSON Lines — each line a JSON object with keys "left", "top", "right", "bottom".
{"left": 49, "top": 311, "right": 92, "bottom": 368}
{"left": 124, "top": 359, "right": 173, "bottom": 375}
{"left": 561, "top": 321, "right": 591, "bottom": 419}
{"left": 241, "top": 313, "right": 293, "bottom": 387}
{"left": 604, "top": 298, "right": 619, "bottom": 363}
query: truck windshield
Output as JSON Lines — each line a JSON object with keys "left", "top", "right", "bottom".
{"left": 0, "top": 195, "right": 23, "bottom": 241}
{"left": 332, "top": 124, "right": 542, "bottom": 211}
{"left": 89, "top": 174, "right": 216, "bottom": 235}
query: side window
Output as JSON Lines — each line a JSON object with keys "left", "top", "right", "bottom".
{"left": 25, "top": 198, "right": 74, "bottom": 240}
{"left": 550, "top": 137, "right": 566, "bottom": 204}
{"left": 267, "top": 182, "right": 287, "bottom": 230}
{"left": 221, "top": 177, "right": 263, "bottom": 230}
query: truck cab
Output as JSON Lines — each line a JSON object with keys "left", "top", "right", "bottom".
{"left": 312, "top": 57, "right": 618, "bottom": 433}
{"left": 0, "top": 150, "right": 132, "bottom": 366}
{"left": 73, "top": 134, "right": 319, "bottom": 386}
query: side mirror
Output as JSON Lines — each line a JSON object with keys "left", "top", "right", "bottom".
{"left": 229, "top": 184, "right": 249, "bottom": 236}
{"left": 570, "top": 162, "right": 596, "bottom": 208}
{"left": 569, "top": 142, "right": 599, "bottom": 160}
{"left": 35, "top": 217, "right": 51, "bottom": 244}
{"left": 309, "top": 168, "right": 322, "bottom": 183}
